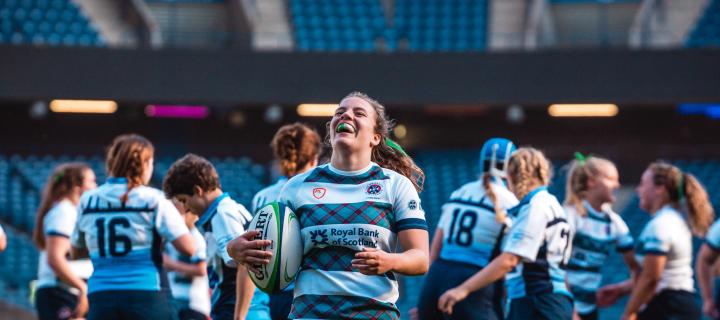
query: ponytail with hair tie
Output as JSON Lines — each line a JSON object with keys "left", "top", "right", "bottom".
{"left": 385, "top": 137, "right": 408, "bottom": 157}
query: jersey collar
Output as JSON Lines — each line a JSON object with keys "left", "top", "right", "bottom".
{"left": 107, "top": 177, "right": 127, "bottom": 184}
{"left": 327, "top": 162, "right": 376, "bottom": 176}
{"left": 195, "top": 192, "right": 229, "bottom": 231}
{"left": 518, "top": 186, "right": 547, "bottom": 206}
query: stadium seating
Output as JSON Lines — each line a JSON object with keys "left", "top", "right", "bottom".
{"left": 288, "top": 0, "right": 488, "bottom": 52}
{"left": 0, "top": 224, "right": 36, "bottom": 310}
{"left": 0, "top": 154, "right": 268, "bottom": 234}
{"left": 392, "top": 0, "right": 488, "bottom": 52}
{"left": 0, "top": 0, "right": 104, "bottom": 46}
{"left": 289, "top": 0, "right": 385, "bottom": 52}
{"left": 687, "top": 0, "right": 720, "bottom": 47}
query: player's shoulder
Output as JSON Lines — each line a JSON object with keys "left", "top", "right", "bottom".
{"left": 378, "top": 166, "right": 415, "bottom": 191}
{"left": 490, "top": 183, "right": 519, "bottom": 207}
{"left": 254, "top": 179, "right": 286, "bottom": 200}
{"left": 130, "top": 185, "right": 166, "bottom": 206}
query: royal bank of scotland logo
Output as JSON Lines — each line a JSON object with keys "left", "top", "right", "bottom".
{"left": 310, "top": 229, "right": 329, "bottom": 246}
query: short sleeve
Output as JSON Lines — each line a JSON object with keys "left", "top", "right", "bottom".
{"left": 278, "top": 179, "right": 300, "bottom": 212}
{"left": 392, "top": 175, "right": 427, "bottom": 232}
{"left": 191, "top": 228, "right": 207, "bottom": 262}
{"left": 610, "top": 213, "right": 634, "bottom": 252}
{"left": 437, "top": 204, "right": 453, "bottom": 234}
{"left": 155, "top": 198, "right": 190, "bottom": 242}
{"left": 638, "top": 220, "right": 670, "bottom": 255}
{"left": 502, "top": 204, "right": 549, "bottom": 262}
{"left": 705, "top": 220, "right": 720, "bottom": 252}
{"left": 212, "top": 205, "right": 250, "bottom": 267}
{"left": 44, "top": 203, "right": 77, "bottom": 238}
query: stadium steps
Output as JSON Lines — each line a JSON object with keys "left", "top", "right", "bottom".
{"left": 487, "top": 0, "right": 531, "bottom": 50}
{"left": 145, "top": 0, "right": 231, "bottom": 47}
{"left": 246, "top": 0, "right": 293, "bottom": 50}
{"left": 73, "top": 0, "right": 142, "bottom": 47}
{"left": 630, "top": 0, "right": 709, "bottom": 48}
{"left": 549, "top": 0, "right": 641, "bottom": 47}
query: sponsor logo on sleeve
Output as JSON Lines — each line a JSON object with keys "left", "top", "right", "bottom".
{"left": 408, "top": 200, "right": 418, "bottom": 210}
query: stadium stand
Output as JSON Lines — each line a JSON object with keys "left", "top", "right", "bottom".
{"left": 288, "top": 0, "right": 488, "bottom": 52}
{"left": 687, "top": 0, "right": 720, "bottom": 47}
{"left": 0, "top": 0, "right": 104, "bottom": 46}
{"left": 289, "top": 0, "right": 385, "bottom": 52}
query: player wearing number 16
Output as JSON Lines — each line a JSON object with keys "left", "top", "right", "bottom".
{"left": 71, "top": 134, "right": 197, "bottom": 320}
{"left": 438, "top": 147, "right": 574, "bottom": 320}
{"left": 414, "top": 138, "right": 519, "bottom": 320}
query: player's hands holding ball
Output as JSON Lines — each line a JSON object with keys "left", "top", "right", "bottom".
{"left": 437, "top": 286, "right": 470, "bottom": 316}
{"left": 351, "top": 248, "right": 396, "bottom": 275}
{"left": 227, "top": 230, "right": 273, "bottom": 274}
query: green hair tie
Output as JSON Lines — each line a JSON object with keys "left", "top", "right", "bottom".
{"left": 678, "top": 172, "right": 686, "bottom": 203}
{"left": 574, "top": 152, "right": 587, "bottom": 165}
{"left": 54, "top": 172, "right": 64, "bottom": 184}
{"left": 385, "top": 137, "right": 408, "bottom": 157}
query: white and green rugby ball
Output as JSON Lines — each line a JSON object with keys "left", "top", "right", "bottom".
{"left": 247, "top": 202, "right": 303, "bottom": 294}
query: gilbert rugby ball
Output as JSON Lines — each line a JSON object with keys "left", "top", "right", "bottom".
{"left": 247, "top": 202, "right": 303, "bottom": 294}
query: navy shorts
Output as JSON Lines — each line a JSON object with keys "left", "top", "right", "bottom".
{"left": 35, "top": 286, "right": 79, "bottom": 320}
{"left": 638, "top": 289, "right": 700, "bottom": 320}
{"left": 87, "top": 290, "right": 173, "bottom": 320}
{"left": 506, "top": 293, "right": 573, "bottom": 320}
{"left": 269, "top": 289, "right": 293, "bottom": 320}
{"left": 417, "top": 259, "right": 502, "bottom": 320}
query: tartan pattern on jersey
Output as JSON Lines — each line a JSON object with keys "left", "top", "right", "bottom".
{"left": 304, "top": 165, "right": 389, "bottom": 185}
{"left": 297, "top": 202, "right": 394, "bottom": 230}
{"left": 303, "top": 247, "right": 355, "bottom": 272}
{"left": 290, "top": 294, "right": 399, "bottom": 320}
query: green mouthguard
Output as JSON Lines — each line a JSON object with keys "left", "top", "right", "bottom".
{"left": 336, "top": 123, "right": 351, "bottom": 133}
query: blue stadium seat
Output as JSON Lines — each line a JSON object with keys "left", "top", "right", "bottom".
{"left": 0, "top": 0, "right": 104, "bottom": 47}
{"left": 687, "top": 0, "right": 720, "bottom": 47}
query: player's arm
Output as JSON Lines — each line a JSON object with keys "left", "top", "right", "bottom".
{"left": 429, "top": 228, "right": 443, "bottom": 263}
{"left": 438, "top": 252, "right": 520, "bottom": 315}
{"left": 157, "top": 198, "right": 196, "bottom": 256}
{"left": 697, "top": 244, "right": 720, "bottom": 318}
{"left": 47, "top": 235, "right": 89, "bottom": 316}
{"left": 170, "top": 234, "right": 196, "bottom": 257}
{"left": 622, "top": 254, "right": 666, "bottom": 319}
{"left": 234, "top": 265, "right": 256, "bottom": 320}
{"left": 162, "top": 253, "right": 207, "bottom": 277}
{"left": 0, "top": 226, "right": 6, "bottom": 252}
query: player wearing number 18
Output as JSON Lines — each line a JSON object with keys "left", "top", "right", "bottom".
{"left": 71, "top": 134, "right": 196, "bottom": 320}
{"left": 415, "top": 138, "right": 519, "bottom": 320}
{"left": 439, "top": 147, "right": 574, "bottom": 320}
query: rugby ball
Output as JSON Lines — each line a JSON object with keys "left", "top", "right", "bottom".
{"left": 247, "top": 202, "right": 303, "bottom": 294}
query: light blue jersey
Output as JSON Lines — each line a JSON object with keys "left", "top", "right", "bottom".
{"left": 706, "top": 218, "right": 720, "bottom": 251}
{"left": 565, "top": 201, "right": 633, "bottom": 314}
{"left": 195, "top": 193, "right": 269, "bottom": 318}
{"left": 71, "top": 177, "right": 190, "bottom": 293}
{"left": 251, "top": 177, "right": 287, "bottom": 213}
{"left": 437, "top": 180, "right": 518, "bottom": 267}
{"left": 503, "top": 187, "right": 573, "bottom": 300}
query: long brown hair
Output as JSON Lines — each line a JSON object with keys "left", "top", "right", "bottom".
{"left": 648, "top": 161, "right": 714, "bottom": 236}
{"left": 507, "top": 147, "right": 552, "bottom": 200}
{"left": 33, "top": 163, "right": 90, "bottom": 249}
{"left": 330, "top": 91, "right": 425, "bottom": 192}
{"left": 272, "top": 123, "right": 322, "bottom": 177}
{"left": 106, "top": 134, "right": 154, "bottom": 203}
{"left": 564, "top": 156, "right": 616, "bottom": 216}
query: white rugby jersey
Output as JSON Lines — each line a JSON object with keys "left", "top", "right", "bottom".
{"left": 166, "top": 227, "right": 211, "bottom": 316}
{"left": 71, "top": 177, "right": 190, "bottom": 293}
{"left": 194, "top": 193, "right": 256, "bottom": 313}
{"left": 705, "top": 219, "right": 720, "bottom": 251}
{"left": 503, "top": 187, "right": 573, "bottom": 300}
{"left": 252, "top": 177, "right": 288, "bottom": 212}
{"left": 37, "top": 199, "right": 93, "bottom": 292}
{"left": 437, "top": 180, "right": 518, "bottom": 267}
{"left": 565, "top": 201, "right": 633, "bottom": 314}
{"left": 635, "top": 205, "right": 694, "bottom": 293}
{"left": 278, "top": 162, "right": 427, "bottom": 319}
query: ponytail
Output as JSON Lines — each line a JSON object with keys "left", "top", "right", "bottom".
{"left": 648, "top": 162, "right": 714, "bottom": 236}
{"left": 482, "top": 173, "right": 506, "bottom": 223}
